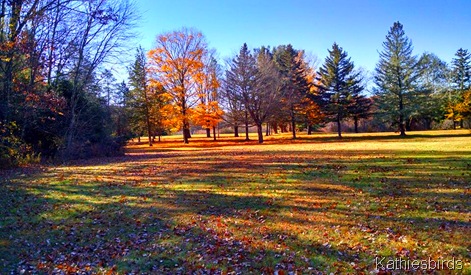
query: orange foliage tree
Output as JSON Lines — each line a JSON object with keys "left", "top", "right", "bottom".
{"left": 455, "top": 89, "right": 471, "bottom": 124}
{"left": 147, "top": 28, "right": 208, "bottom": 144}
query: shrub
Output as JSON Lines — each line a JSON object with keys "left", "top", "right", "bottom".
{"left": 0, "top": 122, "right": 40, "bottom": 169}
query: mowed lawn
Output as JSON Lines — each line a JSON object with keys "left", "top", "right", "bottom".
{"left": 1, "top": 130, "right": 470, "bottom": 274}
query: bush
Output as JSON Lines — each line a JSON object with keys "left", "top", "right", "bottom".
{"left": 0, "top": 122, "right": 40, "bottom": 169}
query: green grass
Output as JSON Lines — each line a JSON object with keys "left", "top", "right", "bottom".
{"left": 1, "top": 130, "right": 470, "bottom": 273}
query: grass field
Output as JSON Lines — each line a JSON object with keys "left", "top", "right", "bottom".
{"left": 1, "top": 130, "right": 470, "bottom": 274}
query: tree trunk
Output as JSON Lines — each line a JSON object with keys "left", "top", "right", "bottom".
{"left": 337, "top": 114, "right": 342, "bottom": 138}
{"left": 291, "top": 120, "right": 296, "bottom": 139}
{"left": 460, "top": 119, "right": 464, "bottom": 129}
{"left": 206, "top": 128, "right": 211, "bottom": 138}
{"left": 399, "top": 94, "right": 406, "bottom": 136}
{"left": 354, "top": 117, "right": 359, "bottom": 133}
{"left": 272, "top": 122, "right": 278, "bottom": 134}
{"left": 399, "top": 122, "right": 406, "bottom": 136}
{"left": 138, "top": 136, "right": 141, "bottom": 142}
{"left": 183, "top": 128, "right": 190, "bottom": 144}
{"left": 257, "top": 124, "right": 263, "bottom": 143}
{"left": 146, "top": 113, "right": 152, "bottom": 146}
{"left": 307, "top": 125, "right": 312, "bottom": 135}
{"left": 265, "top": 123, "right": 269, "bottom": 136}
{"left": 405, "top": 118, "right": 412, "bottom": 131}
{"left": 158, "top": 135, "right": 161, "bottom": 142}
{"left": 2, "top": 61, "right": 13, "bottom": 123}
{"left": 66, "top": 111, "right": 77, "bottom": 155}
{"left": 291, "top": 106, "right": 296, "bottom": 139}
{"left": 182, "top": 117, "right": 190, "bottom": 143}
{"left": 234, "top": 125, "right": 239, "bottom": 137}
{"left": 245, "top": 110, "right": 250, "bottom": 141}
{"left": 213, "top": 126, "right": 216, "bottom": 141}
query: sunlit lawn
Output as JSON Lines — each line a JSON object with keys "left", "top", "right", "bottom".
{"left": 1, "top": 130, "right": 470, "bottom": 273}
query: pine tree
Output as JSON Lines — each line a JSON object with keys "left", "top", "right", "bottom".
{"left": 316, "top": 43, "right": 364, "bottom": 137}
{"left": 273, "top": 45, "right": 311, "bottom": 139}
{"left": 452, "top": 48, "right": 471, "bottom": 91}
{"left": 128, "top": 47, "right": 153, "bottom": 146}
{"left": 448, "top": 48, "right": 471, "bottom": 128}
{"left": 375, "top": 22, "right": 418, "bottom": 136}
{"left": 225, "top": 43, "right": 258, "bottom": 141}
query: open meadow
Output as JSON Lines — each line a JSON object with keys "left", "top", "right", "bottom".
{"left": 1, "top": 130, "right": 470, "bottom": 274}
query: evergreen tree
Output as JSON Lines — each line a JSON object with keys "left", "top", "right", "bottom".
{"left": 225, "top": 43, "right": 259, "bottom": 141}
{"left": 374, "top": 22, "right": 418, "bottom": 136}
{"left": 448, "top": 48, "right": 471, "bottom": 128}
{"left": 452, "top": 48, "right": 471, "bottom": 91}
{"left": 316, "top": 43, "right": 364, "bottom": 137}
{"left": 273, "top": 45, "right": 311, "bottom": 139}
{"left": 128, "top": 47, "right": 153, "bottom": 146}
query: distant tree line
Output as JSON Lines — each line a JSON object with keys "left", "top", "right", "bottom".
{"left": 2, "top": 15, "right": 470, "bottom": 167}
{"left": 131, "top": 23, "right": 470, "bottom": 145}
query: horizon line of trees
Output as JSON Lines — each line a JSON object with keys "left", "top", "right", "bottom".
{"left": 2, "top": 14, "right": 471, "bottom": 167}
{"left": 124, "top": 22, "right": 470, "bottom": 146}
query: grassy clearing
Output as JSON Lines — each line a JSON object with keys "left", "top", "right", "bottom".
{"left": 1, "top": 130, "right": 470, "bottom": 274}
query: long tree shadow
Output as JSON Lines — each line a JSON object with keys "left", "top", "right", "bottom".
{"left": 1, "top": 134, "right": 470, "bottom": 273}
{"left": 296, "top": 131, "right": 471, "bottom": 143}
{"left": 1, "top": 177, "right": 367, "bottom": 273}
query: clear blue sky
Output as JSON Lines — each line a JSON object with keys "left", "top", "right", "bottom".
{"left": 133, "top": 0, "right": 471, "bottom": 74}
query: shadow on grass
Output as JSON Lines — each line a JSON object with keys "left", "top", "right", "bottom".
{"left": 127, "top": 131, "right": 471, "bottom": 149}
{"left": 296, "top": 132, "right": 471, "bottom": 142}
{"left": 1, "top": 135, "right": 470, "bottom": 273}
{"left": 1, "top": 179, "right": 365, "bottom": 273}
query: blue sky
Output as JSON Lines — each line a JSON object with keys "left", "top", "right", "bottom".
{"left": 133, "top": 0, "right": 470, "bottom": 76}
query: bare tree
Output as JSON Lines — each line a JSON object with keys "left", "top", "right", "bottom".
{"left": 249, "top": 48, "right": 282, "bottom": 143}
{"left": 225, "top": 44, "right": 282, "bottom": 143}
{"left": 0, "top": 0, "right": 60, "bottom": 123}
{"left": 61, "top": 0, "right": 138, "bottom": 155}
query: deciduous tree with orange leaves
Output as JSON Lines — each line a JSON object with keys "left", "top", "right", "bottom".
{"left": 147, "top": 28, "right": 208, "bottom": 144}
